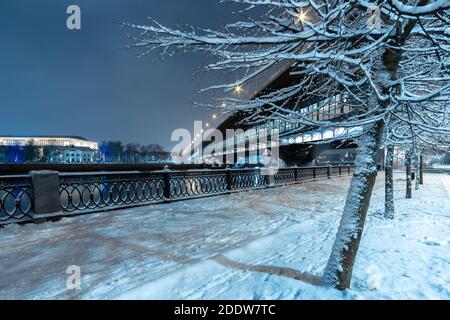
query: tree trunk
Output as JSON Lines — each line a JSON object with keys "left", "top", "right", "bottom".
{"left": 419, "top": 154, "right": 424, "bottom": 185}
{"left": 322, "top": 3, "right": 422, "bottom": 289}
{"left": 405, "top": 151, "right": 412, "bottom": 199}
{"left": 323, "top": 121, "right": 384, "bottom": 290}
{"left": 385, "top": 145, "right": 394, "bottom": 219}
{"left": 415, "top": 152, "right": 420, "bottom": 190}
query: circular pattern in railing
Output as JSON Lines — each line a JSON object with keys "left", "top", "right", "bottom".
{"left": 315, "top": 167, "right": 328, "bottom": 177}
{"left": 169, "top": 173, "right": 227, "bottom": 199}
{"left": 297, "top": 169, "right": 314, "bottom": 180}
{"left": 231, "top": 171, "right": 267, "bottom": 190}
{"left": 0, "top": 185, "right": 33, "bottom": 222}
{"left": 60, "top": 174, "right": 164, "bottom": 212}
{"left": 274, "top": 170, "right": 296, "bottom": 184}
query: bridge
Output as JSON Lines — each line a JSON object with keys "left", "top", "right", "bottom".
{"left": 197, "top": 63, "right": 377, "bottom": 167}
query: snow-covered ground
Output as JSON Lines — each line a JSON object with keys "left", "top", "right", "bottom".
{"left": 0, "top": 173, "right": 448, "bottom": 300}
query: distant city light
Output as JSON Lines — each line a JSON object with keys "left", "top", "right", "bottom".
{"left": 234, "top": 85, "right": 243, "bottom": 94}
{"left": 205, "top": 123, "right": 210, "bottom": 127}
{"left": 212, "top": 114, "right": 217, "bottom": 119}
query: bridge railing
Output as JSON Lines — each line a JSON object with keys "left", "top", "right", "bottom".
{"left": 0, "top": 165, "right": 354, "bottom": 225}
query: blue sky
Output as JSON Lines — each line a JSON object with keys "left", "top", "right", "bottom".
{"left": 0, "top": 0, "right": 246, "bottom": 149}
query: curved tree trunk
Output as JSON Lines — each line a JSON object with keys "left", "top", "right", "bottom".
{"left": 323, "top": 121, "right": 384, "bottom": 290}
{"left": 385, "top": 145, "right": 395, "bottom": 219}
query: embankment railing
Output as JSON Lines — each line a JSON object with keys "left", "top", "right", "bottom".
{"left": 0, "top": 165, "right": 354, "bottom": 225}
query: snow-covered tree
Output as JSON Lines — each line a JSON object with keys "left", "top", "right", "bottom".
{"left": 126, "top": 0, "right": 450, "bottom": 290}
{"left": 385, "top": 144, "right": 395, "bottom": 219}
{"left": 385, "top": 99, "right": 450, "bottom": 203}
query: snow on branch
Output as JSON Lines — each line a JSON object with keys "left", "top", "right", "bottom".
{"left": 126, "top": 0, "right": 450, "bottom": 149}
{"left": 388, "top": 0, "right": 450, "bottom": 16}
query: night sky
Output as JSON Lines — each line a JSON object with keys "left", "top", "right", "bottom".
{"left": 0, "top": 0, "right": 246, "bottom": 149}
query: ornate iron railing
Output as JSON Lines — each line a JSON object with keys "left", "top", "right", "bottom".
{"left": 0, "top": 175, "right": 34, "bottom": 223}
{"left": 274, "top": 169, "right": 296, "bottom": 185}
{"left": 297, "top": 168, "right": 315, "bottom": 180}
{"left": 331, "top": 166, "right": 341, "bottom": 176}
{"left": 315, "top": 167, "right": 328, "bottom": 178}
{"left": 59, "top": 172, "right": 165, "bottom": 212}
{"left": 230, "top": 169, "right": 267, "bottom": 190}
{"left": 168, "top": 170, "right": 228, "bottom": 199}
{"left": 0, "top": 165, "right": 354, "bottom": 224}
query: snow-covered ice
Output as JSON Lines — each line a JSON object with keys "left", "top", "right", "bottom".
{"left": 0, "top": 173, "right": 448, "bottom": 300}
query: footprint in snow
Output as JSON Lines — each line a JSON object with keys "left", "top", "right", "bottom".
{"left": 420, "top": 236, "right": 448, "bottom": 246}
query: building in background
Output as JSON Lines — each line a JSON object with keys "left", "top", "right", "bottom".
{"left": 99, "top": 141, "right": 171, "bottom": 164}
{"left": 0, "top": 136, "right": 98, "bottom": 164}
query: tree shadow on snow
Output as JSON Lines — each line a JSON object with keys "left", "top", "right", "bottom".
{"left": 213, "top": 254, "right": 324, "bottom": 286}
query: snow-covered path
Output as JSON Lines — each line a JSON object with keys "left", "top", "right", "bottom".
{"left": 0, "top": 173, "right": 448, "bottom": 299}
{"left": 122, "top": 173, "right": 450, "bottom": 300}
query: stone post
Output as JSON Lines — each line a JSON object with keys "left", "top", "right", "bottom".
{"left": 162, "top": 165, "right": 171, "bottom": 200}
{"left": 29, "top": 171, "right": 61, "bottom": 219}
{"left": 226, "top": 167, "right": 233, "bottom": 191}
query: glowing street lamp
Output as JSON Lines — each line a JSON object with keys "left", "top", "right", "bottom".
{"left": 234, "top": 85, "right": 243, "bottom": 95}
{"left": 295, "top": 10, "right": 307, "bottom": 31}
{"left": 296, "top": 11, "right": 307, "bottom": 23}
{"left": 212, "top": 114, "right": 217, "bottom": 120}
